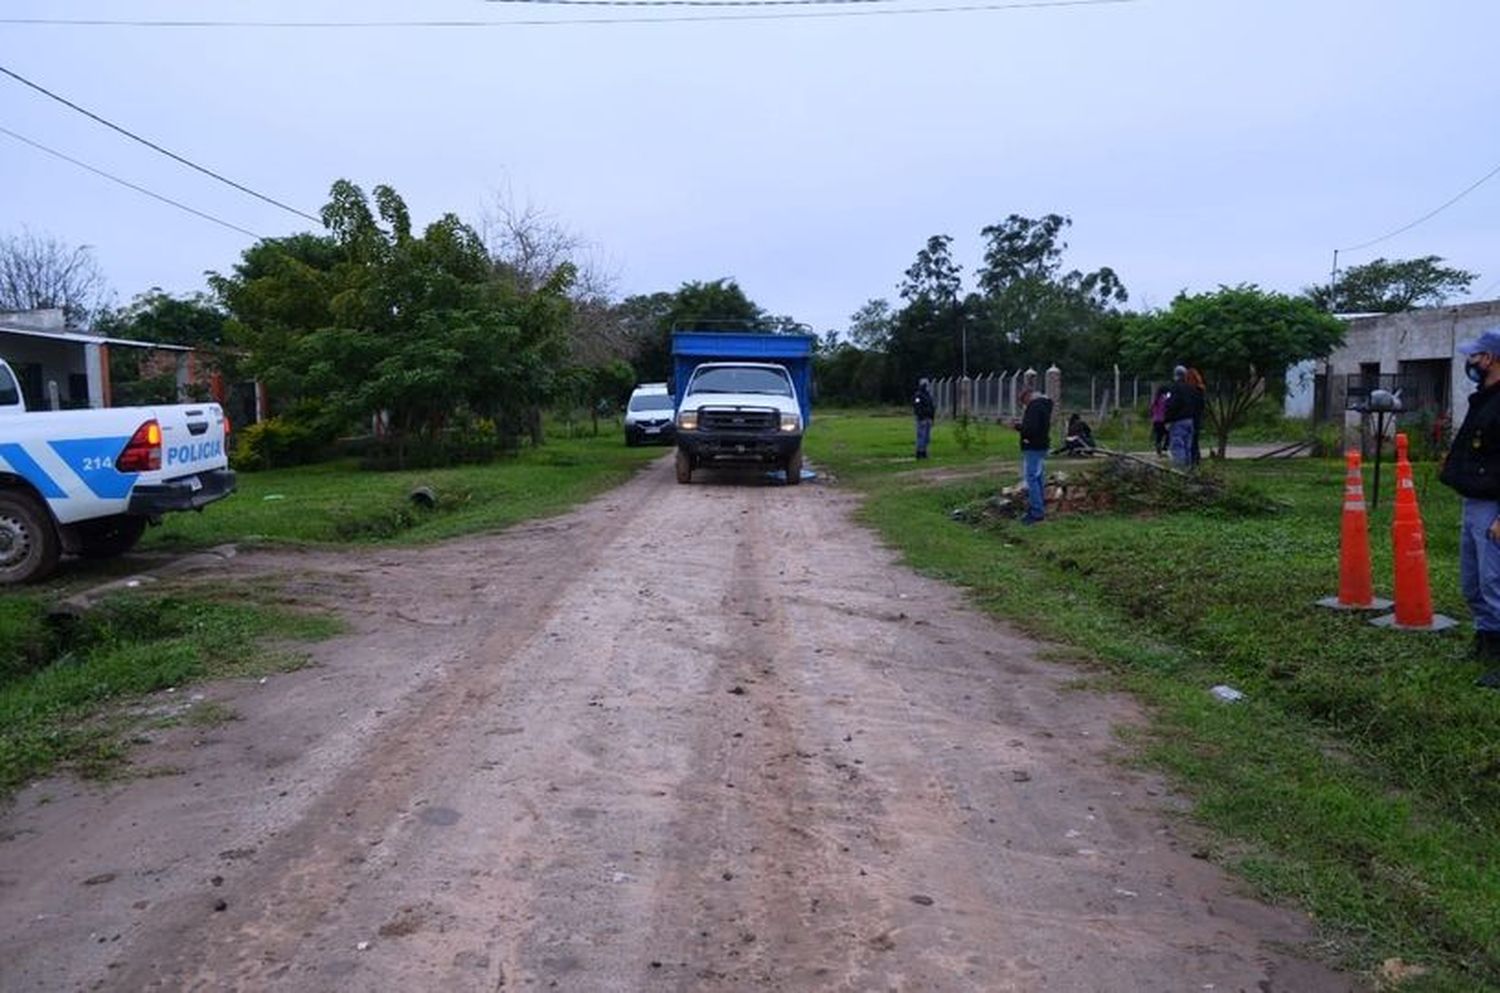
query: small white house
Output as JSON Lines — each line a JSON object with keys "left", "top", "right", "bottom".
{"left": 1288, "top": 299, "right": 1500, "bottom": 447}
{"left": 0, "top": 308, "right": 191, "bottom": 411}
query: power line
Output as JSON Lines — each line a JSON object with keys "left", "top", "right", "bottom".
{"left": 1339, "top": 157, "right": 1500, "bottom": 254}
{"left": 0, "top": 0, "right": 1137, "bottom": 28}
{"left": 0, "top": 125, "right": 263, "bottom": 240}
{"left": 0, "top": 63, "right": 320, "bottom": 224}
{"left": 489, "top": 0, "right": 914, "bottom": 6}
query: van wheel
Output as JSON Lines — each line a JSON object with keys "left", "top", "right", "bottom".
{"left": 73, "top": 515, "right": 149, "bottom": 560}
{"left": 784, "top": 448, "right": 803, "bottom": 486}
{"left": 675, "top": 448, "right": 693, "bottom": 484}
{"left": 0, "top": 491, "right": 61, "bottom": 584}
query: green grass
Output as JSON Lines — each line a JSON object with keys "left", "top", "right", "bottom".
{"left": 805, "top": 410, "right": 1500, "bottom": 992}
{"left": 0, "top": 591, "right": 341, "bottom": 795}
{"left": 144, "top": 430, "right": 665, "bottom": 550}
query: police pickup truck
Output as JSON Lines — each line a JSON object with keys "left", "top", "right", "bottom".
{"left": 0, "top": 357, "right": 236, "bottom": 583}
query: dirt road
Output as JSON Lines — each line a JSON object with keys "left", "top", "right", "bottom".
{"left": 0, "top": 459, "right": 1350, "bottom": 992}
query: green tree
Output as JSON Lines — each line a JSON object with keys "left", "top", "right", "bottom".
{"left": 847, "top": 298, "right": 893, "bottom": 350}
{"left": 970, "top": 214, "right": 1127, "bottom": 371}
{"left": 1121, "top": 285, "right": 1344, "bottom": 456}
{"left": 96, "top": 290, "right": 232, "bottom": 406}
{"left": 1310, "top": 255, "right": 1478, "bottom": 313}
{"left": 211, "top": 180, "right": 573, "bottom": 466}
{"left": 622, "top": 278, "right": 767, "bottom": 381}
{"left": 887, "top": 235, "right": 968, "bottom": 398}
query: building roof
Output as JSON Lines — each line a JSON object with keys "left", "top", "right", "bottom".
{"left": 0, "top": 322, "right": 192, "bottom": 352}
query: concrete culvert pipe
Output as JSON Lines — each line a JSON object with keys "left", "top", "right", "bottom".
{"left": 408, "top": 486, "right": 437, "bottom": 510}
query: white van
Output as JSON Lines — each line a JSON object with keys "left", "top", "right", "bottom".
{"left": 623, "top": 383, "right": 676, "bottom": 447}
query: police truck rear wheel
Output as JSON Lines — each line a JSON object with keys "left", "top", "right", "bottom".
{"left": 675, "top": 448, "right": 693, "bottom": 484}
{"left": 0, "top": 491, "right": 61, "bottom": 585}
{"left": 74, "top": 515, "right": 148, "bottom": 560}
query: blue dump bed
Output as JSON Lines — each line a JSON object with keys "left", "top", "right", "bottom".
{"left": 671, "top": 332, "right": 816, "bottom": 425}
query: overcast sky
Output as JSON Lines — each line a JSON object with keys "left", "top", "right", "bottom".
{"left": 2, "top": 0, "right": 1498, "bottom": 334}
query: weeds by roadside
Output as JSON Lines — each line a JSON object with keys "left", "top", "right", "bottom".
{"left": 0, "top": 592, "right": 341, "bottom": 796}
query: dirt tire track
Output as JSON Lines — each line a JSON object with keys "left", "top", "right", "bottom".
{"left": 0, "top": 458, "right": 1352, "bottom": 992}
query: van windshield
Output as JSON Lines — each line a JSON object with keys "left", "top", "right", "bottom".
{"left": 0, "top": 365, "right": 19, "bottom": 407}
{"left": 628, "top": 394, "right": 675, "bottom": 412}
{"left": 690, "top": 367, "right": 792, "bottom": 396}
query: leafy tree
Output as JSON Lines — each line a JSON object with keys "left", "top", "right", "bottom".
{"left": 814, "top": 341, "right": 886, "bottom": 405}
{"left": 1121, "top": 285, "right": 1344, "bottom": 456}
{"left": 878, "top": 217, "right": 1128, "bottom": 404}
{"left": 556, "top": 359, "right": 636, "bottom": 435}
{"left": 0, "top": 229, "right": 108, "bottom": 326}
{"left": 969, "top": 214, "right": 1126, "bottom": 371}
{"left": 1309, "top": 255, "right": 1478, "bottom": 313}
{"left": 623, "top": 278, "right": 768, "bottom": 381}
{"left": 97, "top": 290, "right": 228, "bottom": 349}
{"left": 887, "top": 235, "right": 968, "bottom": 398}
{"left": 847, "top": 298, "right": 893, "bottom": 350}
{"left": 96, "top": 290, "right": 233, "bottom": 406}
{"left": 211, "top": 180, "right": 573, "bottom": 466}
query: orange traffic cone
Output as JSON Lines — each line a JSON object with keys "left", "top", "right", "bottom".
{"left": 1318, "top": 450, "right": 1390, "bottom": 611}
{"left": 1373, "top": 433, "right": 1456, "bottom": 632}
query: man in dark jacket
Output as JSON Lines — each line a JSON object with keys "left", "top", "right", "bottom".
{"left": 1014, "top": 386, "right": 1054, "bottom": 524}
{"left": 1440, "top": 328, "right": 1500, "bottom": 689}
{"left": 1163, "top": 366, "right": 1196, "bottom": 467}
{"left": 912, "top": 378, "right": 935, "bottom": 459}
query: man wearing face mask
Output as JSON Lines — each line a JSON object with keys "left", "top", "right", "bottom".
{"left": 1439, "top": 328, "right": 1500, "bottom": 689}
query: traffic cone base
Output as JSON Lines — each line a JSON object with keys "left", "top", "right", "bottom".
{"left": 1316, "top": 595, "right": 1392, "bottom": 612}
{"left": 1370, "top": 612, "right": 1458, "bottom": 632}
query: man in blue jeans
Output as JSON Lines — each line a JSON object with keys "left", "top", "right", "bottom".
{"left": 1440, "top": 327, "right": 1500, "bottom": 689}
{"left": 1014, "top": 386, "right": 1054, "bottom": 524}
{"left": 1163, "top": 365, "right": 1197, "bottom": 468}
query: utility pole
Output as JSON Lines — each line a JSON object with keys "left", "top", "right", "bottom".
{"left": 1328, "top": 249, "right": 1340, "bottom": 312}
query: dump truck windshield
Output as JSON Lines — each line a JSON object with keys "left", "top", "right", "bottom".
{"left": 690, "top": 367, "right": 792, "bottom": 396}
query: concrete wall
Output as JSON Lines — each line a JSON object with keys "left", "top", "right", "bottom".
{"left": 1323, "top": 299, "right": 1500, "bottom": 430}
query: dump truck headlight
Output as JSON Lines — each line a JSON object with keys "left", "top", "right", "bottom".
{"left": 678, "top": 410, "right": 698, "bottom": 431}
{"left": 780, "top": 412, "right": 801, "bottom": 433}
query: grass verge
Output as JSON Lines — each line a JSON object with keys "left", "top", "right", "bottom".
{"left": 0, "top": 590, "right": 341, "bottom": 796}
{"left": 143, "top": 431, "right": 665, "bottom": 550}
{"left": 806, "top": 410, "right": 1500, "bottom": 992}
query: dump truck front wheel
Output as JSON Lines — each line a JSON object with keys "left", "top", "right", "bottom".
{"left": 784, "top": 447, "right": 803, "bottom": 486}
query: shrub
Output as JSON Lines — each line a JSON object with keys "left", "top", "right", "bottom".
{"left": 232, "top": 417, "right": 325, "bottom": 471}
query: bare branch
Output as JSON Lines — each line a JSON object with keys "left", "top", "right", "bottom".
{"left": 478, "top": 186, "right": 617, "bottom": 302}
{"left": 0, "top": 228, "right": 110, "bottom": 326}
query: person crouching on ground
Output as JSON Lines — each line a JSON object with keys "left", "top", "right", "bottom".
{"left": 1439, "top": 328, "right": 1500, "bottom": 690}
{"left": 1014, "top": 386, "right": 1054, "bottom": 524}
{"left": 1061, "top": 412, "right": 1095, "bottom": 455}
{"left": 913, "top": 378, "right": 935, "bottom": 459}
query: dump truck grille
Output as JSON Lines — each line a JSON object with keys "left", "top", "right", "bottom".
{"left": 699, "top": 408, "right": 777, "bottom": 432}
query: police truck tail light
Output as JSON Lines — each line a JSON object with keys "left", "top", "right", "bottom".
{"left": 117, "top": 420, "right": 162, "bottom": 472}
